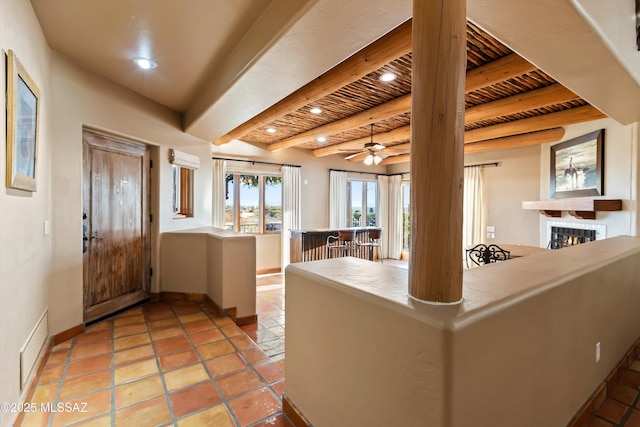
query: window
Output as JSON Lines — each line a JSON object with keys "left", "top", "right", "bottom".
{"left": 402, "top": 182, "right": 410, "bottom": 252}
{"left": 225, "top": 174, "right": 282, "bottom": 234}
{"left": 347, "top": 180, "right": 377, "bottom": 227}
{"left": 172, "top": 165, "right": 194, "bottom": 218}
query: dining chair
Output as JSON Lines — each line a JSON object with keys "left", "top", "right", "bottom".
{"left": 327, "top": 230, "right": 357, "bottom": 258}
{"left": 358, "top": 228, "right": 382, "bottom": 262}
{"left": 465, "top": 243, "right": 510, "bottom": 268}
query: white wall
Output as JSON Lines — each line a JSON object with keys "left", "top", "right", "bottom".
{"left": 0, "top": 1, "right": 52, "bottom": 423}
{"left": 48, "top": 53, "right": 215, "bottom": 337}
{"left": 286, "top": 236, "right": 640, "bottom": 427}
{"left": 387, "top": 145, "right": 542, "bottom": 246}
{"left": 537, "top": 117, "right": 637, "bottom": 245}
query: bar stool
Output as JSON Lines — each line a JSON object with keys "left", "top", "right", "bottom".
{"left": 327, "top": 230, "right": 356, "bottom": 258}
{"left": 359, "top": 228, "right": 382, "bottom": 262}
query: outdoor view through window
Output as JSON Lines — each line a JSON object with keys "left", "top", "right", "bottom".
{"left": 225, "top": 174, "right": 282, "bottom": 233}
{"left": 348, "top": 180, "right": 377, "bottom": 227}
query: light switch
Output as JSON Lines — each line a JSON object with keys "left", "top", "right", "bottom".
{"left": 43, "top": 220, "right": 50, "bottom": 236}
{"left": 487, "top": 226, "right": 495, "bottom": 232}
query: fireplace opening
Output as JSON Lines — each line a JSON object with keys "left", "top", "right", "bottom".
{"left": 548, "top": 226, "right": 597, "bottom": 249}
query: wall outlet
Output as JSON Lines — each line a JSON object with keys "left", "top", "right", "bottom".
{"left": 596, "top": 342, "right": 601, "bottom": 363}
{"left": 487, "top": 226, "right": 496, "bottom": 232}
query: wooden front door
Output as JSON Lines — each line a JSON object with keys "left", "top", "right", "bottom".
{"left": 82, "top": 131, "right": 151, "bottom": 323}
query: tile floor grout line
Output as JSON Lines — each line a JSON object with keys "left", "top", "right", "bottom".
{"left": 194, "top": 300, "right": 284, "bottom": 426}
{"left": 45, "top": 331, "right": 76, "bottom": 427}
{"left": 194, "top": 301, "right": 257, "bottom": 427}
{"left": 169, "top": 302, "right": 235, "bottom": 426}
{"left": 154, "top": 301, "right": 187, "bottom": 425}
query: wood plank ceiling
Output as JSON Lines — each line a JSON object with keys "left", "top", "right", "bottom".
{"left": 215, "top": 19, "right": 606, "bottom": 165}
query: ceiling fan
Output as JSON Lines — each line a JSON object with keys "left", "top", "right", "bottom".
{"left": 344, "top": 124, "right": 387, "bottom": 165}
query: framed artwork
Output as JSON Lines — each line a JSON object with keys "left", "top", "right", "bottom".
{"left": 550, "top": 129, "right": 604, "bottom": 199}
{"left": 6, "top": 49, "right": 40, "bottom": 192}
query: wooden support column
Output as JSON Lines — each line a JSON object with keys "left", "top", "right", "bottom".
{"left": 409, "top": 0, "right": 465, "bottom": 303}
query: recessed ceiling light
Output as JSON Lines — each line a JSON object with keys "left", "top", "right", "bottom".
{"left": 310, "top": 107, "right": 323, "bottom": 114}
{"left": 266, "top": 127, "right": 276, "bottom": 134}
{"left": 133, "top": 57, "right": 157, "bottom": 70}
{"left": 316, "top": 136, "right": 327, "bottom": 143}
{"left": 380, "top": 72, "right": 397, "bottom": 82}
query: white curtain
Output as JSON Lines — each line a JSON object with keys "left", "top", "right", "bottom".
{"left": 329, "top": 170, "right": 347, "bottom": 228}
{"left": 212, "top": 159, "right": 226, "bottom": 228}
{"left": 281, "top": 166, "right": 301, "bottom": 270}
{"left": 463, "top": 166, "right": 483, "bottom": 249}
{"left": 377, "top": 175, "right": 403, "bottom": 260}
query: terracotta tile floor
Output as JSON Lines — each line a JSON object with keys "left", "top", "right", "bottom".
{"left": 240, "top": 274, "right": 285, "bottom": 364}
{"left": 19, "top": 276, "right": 291, "bottom": 427}
{"left": 584, "top": 354, "right": 640, "bottom": 427}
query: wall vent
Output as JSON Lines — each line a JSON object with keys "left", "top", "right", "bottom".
{"left": 20, "top": 310, "right": 49, "bottom": 389}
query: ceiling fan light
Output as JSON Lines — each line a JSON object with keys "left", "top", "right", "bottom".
{"left": 364, "top": 154, "right": 374, "bottom": 166}
{"left": 373, "top": 155, "right": 383, "bottom": 165}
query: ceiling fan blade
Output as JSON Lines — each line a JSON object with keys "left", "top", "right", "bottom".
{"left": 382, "top": 143, "right": 410, "bottom": 153}
{"left": 383, "top": 148, "right": 410, "bottom": 154}
{"left": 345, "top": 152, "right": 370, "bottom": 162}
{"left": 344, "top": 151, "right": 367, "bottom": 161}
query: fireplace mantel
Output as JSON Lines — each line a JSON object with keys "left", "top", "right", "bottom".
{"left": 522, "top": 199, "right": 622, "bottom": 220}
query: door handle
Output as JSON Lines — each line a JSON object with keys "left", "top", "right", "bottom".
{"left": 91, "top": 235, "right": 103, "bottom": 241}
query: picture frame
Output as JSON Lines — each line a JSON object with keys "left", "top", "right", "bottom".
{"left": 550, "top": 129, "right": 604, "bottom": 199}
{"left": 6, "top": 49, "right": 40, "bottom": 192}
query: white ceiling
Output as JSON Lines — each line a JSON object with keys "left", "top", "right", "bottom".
{"left": 30, "top": 0, "right": 640, "bottom": 144}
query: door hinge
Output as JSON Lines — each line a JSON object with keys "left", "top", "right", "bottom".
{"left": 150, "top": 159, "right": 153, "bottom": 168}
{"left": 150, "top": 214, "right": 153, "bottom": 223}
{"left": 150, "top": 268, "right": 153, "bottom": 277}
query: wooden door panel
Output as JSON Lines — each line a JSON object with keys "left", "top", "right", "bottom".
{"left": 83, "top": 131, "right": 150, "bottom": 322}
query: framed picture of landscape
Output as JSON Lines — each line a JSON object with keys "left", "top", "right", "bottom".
{"left": 550, "top": 129, "right": 604, "bottom": 199}
{"left": 6, "top": 49, "right": 40, "bottom": 192}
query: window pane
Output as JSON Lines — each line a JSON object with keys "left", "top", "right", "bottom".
{"left": 239, "top": 175, "right": 259, "bottom": 233}
{"left": 366, "top": 181, "right": 377, "bottom": 226}
{"left": 224, "top": 174, "right": 234, "bottom": 230}
{"left": 264, "top": 176, "right": 282, "bottom": 232}
{"left": 403, "top": 183, "right": 410, "bottom": 251}
{"left": 350, "top": 181, "right": 363, "bottom": 227}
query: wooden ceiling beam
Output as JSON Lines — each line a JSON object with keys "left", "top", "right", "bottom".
{"left": 465, "top": 84, "right": 579, "bottom": 123}
{"left": 289, "top": 54, "right": 541, "bottom": 153}
{"left": 214, "top": 19, "right": 413, "bottom": 146}
{"left": 463, "top": 128, "right": 566, "bottom": 153}
{"left": 465, "top": 53, "right": 537, "bottom": 92}
{"left": 267, "top": 94, "right": 412, "bottom": 151}
{"left": 312, "top": 125, "right": 411, "bottom": 157}
{"left": 321, "top": 104, "right": 602, "bottom": 159}
{"left": 380, "top": 154, "right": 410, "bottom": 165}
{"left": 314, "top": 83, "right": 577, "bottom": 157}
{"left": 378, "top": 127, "right": 566, "bottom": 164}
{"left": 464, "top": 105, "right": 606, "bottom": 143}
